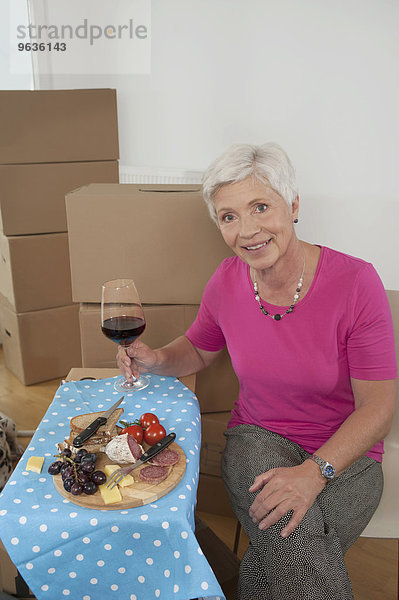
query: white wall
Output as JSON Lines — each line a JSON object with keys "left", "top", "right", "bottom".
{"left": 2, "top": 0, "right": 399, "bottom": 288}
{"left": 0, "top": 0, "right": 33, "bottom": 89}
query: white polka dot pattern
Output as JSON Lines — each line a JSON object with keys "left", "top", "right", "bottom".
{"left": 0, "top": 375, "right": 224, "bottom": 600}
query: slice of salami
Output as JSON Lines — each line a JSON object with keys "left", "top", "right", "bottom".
{"left": 139, "top": 465, "right": 168, "bottom": 485}
{"left": 127, "top": 434, "right": 143, "bottom": 460}
{"left": 149, "top": 448, "right": 179, "bottom": 467}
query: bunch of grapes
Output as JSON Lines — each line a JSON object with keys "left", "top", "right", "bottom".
{"left": 48, "top": 448, "right": 106, "bottom": 496}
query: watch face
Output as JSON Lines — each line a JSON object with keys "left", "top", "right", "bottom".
{"left": 323, "top": 464, "right": 336, "bottom": 480}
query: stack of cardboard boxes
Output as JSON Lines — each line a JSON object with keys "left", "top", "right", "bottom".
{"left": 0, "top": 89, "right": 120, "bottom": 384}
{"left": 65, "top": 183, "right": 239, "bottom": 514}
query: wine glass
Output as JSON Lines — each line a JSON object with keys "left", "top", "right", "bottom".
{"left": 101, "top": 278, "right": 150, "bottom": 392}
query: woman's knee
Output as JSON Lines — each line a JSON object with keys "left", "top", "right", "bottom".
{"left": 317, "top": 457, "right": 383, "bottom": 551}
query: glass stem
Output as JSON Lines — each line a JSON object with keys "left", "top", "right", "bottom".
{"left": 123, "top": 345, "right": 137, "bottom": 382}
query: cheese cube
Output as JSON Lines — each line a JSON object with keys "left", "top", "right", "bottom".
{"left": 104, "top": 464, "right": 120, "bottom": 477}
{"left": 132, "top": 489, "right": 158, "bottom": 502}
{"left": 99, "top": 483, "right": 122, "bottom": 505}
{"left": 104, "top": 464, "right": 134, "bottom": 488}
{"left": 26, "top": 456, "right": 44, "bottom": 473}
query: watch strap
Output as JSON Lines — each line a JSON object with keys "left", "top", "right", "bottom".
{"left": 309, "top": 454, "right": 336, "bottom": 480}
{"left": 310, "top": 454, "right": 325, "bottom": 469}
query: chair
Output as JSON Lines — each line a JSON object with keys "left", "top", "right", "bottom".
{"left": 358, "top": 386, "right": 399, "bottom": 597}
{"left": 360, "top": 290, "right": 399, "bottom": 596}
{"left": 360, "top": 388, "right": 399, "bottom": 541}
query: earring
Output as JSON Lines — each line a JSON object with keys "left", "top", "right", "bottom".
{"left": 293, "top": 218, "right": 299, "bottom": 224}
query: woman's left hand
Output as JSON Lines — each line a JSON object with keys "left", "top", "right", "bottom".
{"left": 248, "top": 460, "right": 327, "bottom": 538}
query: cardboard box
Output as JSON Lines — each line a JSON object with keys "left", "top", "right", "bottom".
{"left": 79, "top": 303, "right": 239, "bottom": 413}
{"left": 194, "top": 517, "right": 240, "bottom": 599}
{"left": 0, "top": 539, "right": 35, "bottom": 598}
{"left": 182, "top": 305, "right": 239, "bottom": 413}
{"left": 0, "top": 232, "right": 73, "bottom": 312}
{"left": 0, "top": 89, "right": 119, "bottom": 164}
{"left": 65, "top": 366, "right": 121, "bottom": 381}
{"left": 197, "top": 473, "right": 235, "bottom": 518}
{"left": 79, "top": 303, "right": 198, "bottom": 367}
{"left": 66, "top": 184, "right": 234, "bottom": 304}
{"left": 0, "top": 161, "right": 119, "bottom": 236}
{"left": 0, "top": 301, "right": 81, "bottom": 385}
{"left": 200, "top": 412, "right": 231, "bottom": 476}
{"left": 64, "top": 367, "right": 196, "bottom": 394}
{"left": 195, "top": 349, "right": 239, "bottom": 414}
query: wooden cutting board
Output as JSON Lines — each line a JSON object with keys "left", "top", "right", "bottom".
{"left": 53, "top": 442, "right": 186, "bottom": 510}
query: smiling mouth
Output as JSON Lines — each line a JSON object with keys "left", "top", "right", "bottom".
{"left": 243, "top": 239, "right": 272, "bottom": 251}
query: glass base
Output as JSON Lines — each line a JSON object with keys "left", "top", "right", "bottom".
{"left": 113, "top": 374, "right": 150, "bottom": 392}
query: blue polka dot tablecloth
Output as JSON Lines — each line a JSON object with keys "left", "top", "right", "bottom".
{"left": 0, "top": 374, "right": 225, "bottom": 600}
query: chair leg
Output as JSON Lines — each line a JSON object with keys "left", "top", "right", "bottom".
{"left": 233, "top": 520, "right": 241, "bottom": 555}
{"left": 397, "top": 539, "right": 399, "bottom": 600}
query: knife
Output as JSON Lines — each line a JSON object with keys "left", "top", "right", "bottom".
{"left": 73, "top": 396, "right": 124, "bottom": 448}
{"left": 106, "top": 432, "right": 177, "bottom": 488}
{"left": 129, "top": 432, "right": 177, "bottom": 470}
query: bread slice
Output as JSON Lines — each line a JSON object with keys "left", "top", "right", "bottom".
{"left": 60, "top": 408, "right": 123, "bottom": 455}
{"left": 66, "top": 430, "right": 111, "bottom": 446}
{"left": 62, "top": 434, "right": 107, "bottom": 454}
{"left": 70, "top": 407, "right": 123, "bottom": 436}
{"left": 66, "top": 426, "right": 118, "bottom": 444}
{"left": 59, "top": 438, "right": 106, "bottom": 455}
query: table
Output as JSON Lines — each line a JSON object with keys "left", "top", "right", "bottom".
{"left": 0, "top": 374, "right": 225, "bottom": 600}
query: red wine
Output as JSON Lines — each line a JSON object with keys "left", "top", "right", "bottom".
{"left": 102, "top": 316, "right": 146, "bottom": 346}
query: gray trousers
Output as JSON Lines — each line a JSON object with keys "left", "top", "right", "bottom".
{"left": 221, "top": 425, "right": 383, "bottom": 600}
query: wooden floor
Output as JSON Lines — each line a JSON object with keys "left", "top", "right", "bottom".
{"left": 0, "top": 347, "right": 397, "bottom": 599}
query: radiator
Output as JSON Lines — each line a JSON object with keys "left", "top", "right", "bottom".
{"left": 119, "top": 166, "right": 203, "bottom": 185}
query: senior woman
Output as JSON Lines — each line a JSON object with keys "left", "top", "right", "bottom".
{"left": 117, "top": 143, "right": 397, "bottom": 600}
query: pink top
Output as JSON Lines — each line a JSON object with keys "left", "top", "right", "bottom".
{"left": 186, "top": 246, "right": 397, "bottom": 461}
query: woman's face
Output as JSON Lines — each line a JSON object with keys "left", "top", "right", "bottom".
{"left": 213, "top": 176, "right": 299, "bottom": 272}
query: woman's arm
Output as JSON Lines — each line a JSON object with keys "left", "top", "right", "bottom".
{"left": 117, "top": 335, "right": 222, "bottom": 381}
{"left": 305, "top": 378, "right": 396, "bottom": 475}
{"left": 248, "top": 378, "right": 396, "bottom": 538}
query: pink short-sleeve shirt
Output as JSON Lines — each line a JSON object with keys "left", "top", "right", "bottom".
{"left": 186, "top": 246, "right": 397, "bottom": 461}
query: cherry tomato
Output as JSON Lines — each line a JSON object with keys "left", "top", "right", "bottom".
{"left": 140, "top": 412, "right": 159, "bottom": 429}
{"left": 119, "top": 424, "right": 143, "bottom": 444}
{"left": 144, "top": 423, "right": 166, "bottom": 446}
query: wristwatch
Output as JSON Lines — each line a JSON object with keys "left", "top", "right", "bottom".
{"left": 309, "top": 454, "right": 336, "bottom": 481}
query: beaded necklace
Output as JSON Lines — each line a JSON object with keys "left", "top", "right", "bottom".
{"left": 252, "top": 253, "right": 306, "bottom": 321}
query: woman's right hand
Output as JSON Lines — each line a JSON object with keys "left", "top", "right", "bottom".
{"left": 116, "top": 340, "right": 158, "bottom": 382}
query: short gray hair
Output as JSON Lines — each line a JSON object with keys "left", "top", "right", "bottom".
{"left": 202, "top": 142, "right": 298, "bottom": 225}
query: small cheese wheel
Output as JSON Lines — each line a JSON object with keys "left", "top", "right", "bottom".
{"left": 104, "top": 434, "right": 136, "bottom": 464}
{"left": 26, "top": 456, "right": 44, "bottom": 473}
